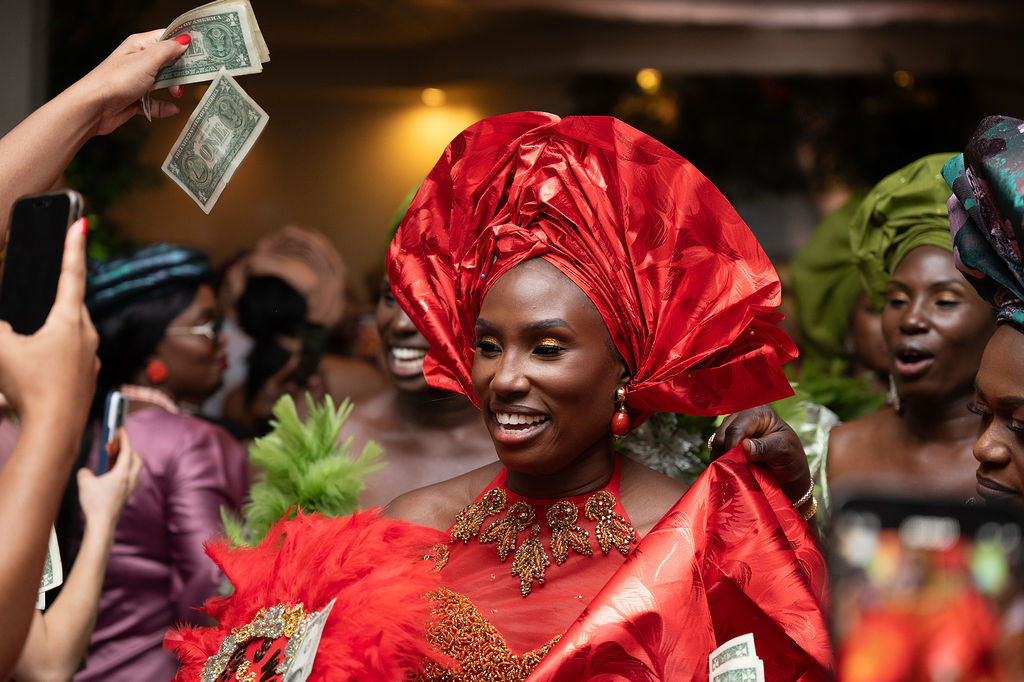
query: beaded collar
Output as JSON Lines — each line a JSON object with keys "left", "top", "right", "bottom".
{"left": 439, "top": 459, "right": 637, "bottom": 597}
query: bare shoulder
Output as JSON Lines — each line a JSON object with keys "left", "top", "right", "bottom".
{"left": 618, "top": 457, "right": 689, "bottom": 536}
{"left": 828, "top": 408, "right": 896, "bottom": 480}
{"left": 383, "top": 461, "right": 503, "bottom": 531}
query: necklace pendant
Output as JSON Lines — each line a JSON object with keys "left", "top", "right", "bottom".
{"left": 584, "top": 490, "right": 637, "bottom": 556}
{"left": 511, "top": 525, "right": 550, "bottom": 597}
{"left": 547, "top": 500, "right": 592, "bottom": 564}
{"left": 480, "top": 500, "right": 535, "bottom": 561}
{"left": 451, "top": 488, "right": 507, "bottom": 543}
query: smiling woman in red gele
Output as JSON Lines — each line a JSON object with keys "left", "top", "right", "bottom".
{"left": 167, "top": 113, "right": 830, "bottom": 682}
{"left": 827, "top": 153, "right": 997, "bottom": 501}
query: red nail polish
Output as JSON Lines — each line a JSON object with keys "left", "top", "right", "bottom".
{"left": 80, "top": 217, "right": 88, "bottom": 236}
{"left": 173, "top": 34, "right": 191, "bottom": 46}
{"left": 171, "top": 86, "right": 183, "bottom": 98}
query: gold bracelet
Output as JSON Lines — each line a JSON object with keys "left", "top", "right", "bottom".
{"left": 800, "top": 497, "right": 818, "bottom": 522}
{"left": 793, "top": 480, "right": 814, "bottom": 508}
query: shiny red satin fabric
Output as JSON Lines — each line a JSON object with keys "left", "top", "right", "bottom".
{"left": 387, "top": 112, "right": 797, "bottom": 425}
{"left": 527, "top": 449, "right": 832, "bottom": 681}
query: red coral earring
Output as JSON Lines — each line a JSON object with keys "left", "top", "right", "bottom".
{"left": 611, "top": 387, "right": 629, "bottom": 438}
{"left": 146, "top": 360, "right": 169, "bottom": 384}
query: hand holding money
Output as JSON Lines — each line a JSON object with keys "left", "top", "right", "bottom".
{"left": 67, "top": 30, "right": 191, "bottom": 135}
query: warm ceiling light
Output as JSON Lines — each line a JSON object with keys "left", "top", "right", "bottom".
{"left": 892, "top": 70, "right": 915, "bottom": 90}
{"left": 636, "top": 68, "right": 662, "bottom": 94}
{"left": 421, "top": 87, "right": 447, "bottom": 107}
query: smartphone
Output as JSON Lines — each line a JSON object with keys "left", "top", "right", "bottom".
{"left": 97, "top": 391, "right": 126, "bottom": 475}
{"left": 829, "top": 495, "right": 1024, "bottom": 681}
{"left": 0, "top": 190, "right": 83, "bottom": 334}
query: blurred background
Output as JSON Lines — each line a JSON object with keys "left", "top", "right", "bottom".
{"left": 2, "top": 0, "right": 1023, "bottom": 307}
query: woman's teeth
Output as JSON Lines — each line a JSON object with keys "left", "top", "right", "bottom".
{"left": 496, "top": 412, "right": 547, "bottom": 426}
{"left": 390, "top": 347, "right": 426, "bottom": 371}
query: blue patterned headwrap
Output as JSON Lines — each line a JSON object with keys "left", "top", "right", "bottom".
{"left": 86, "top": 244, "right": 212, "bottom": 317}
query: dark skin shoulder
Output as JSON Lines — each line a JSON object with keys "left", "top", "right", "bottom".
{"left": 617, "top": 456, "right": 688, "bottom": 536}
{"left": 385, "top": 461, "right": 503, "bottom": 531}
{"left": 385, "top": 457, "right": 686, "bottom": 538}
{"left": 827, "top": 408, "right": 897, "bottom": 485}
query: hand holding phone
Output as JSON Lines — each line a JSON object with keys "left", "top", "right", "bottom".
{"left": 0, "top": 190, "right": 83, "bottom": 334}
{"left": 97, "top": 391, "right": 126, "bottom": 475}
{"left": 830, "top": 496, "right": 1024, "bottom": 681}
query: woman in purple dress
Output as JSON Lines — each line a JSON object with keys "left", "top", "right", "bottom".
{"left": 73, "top": 245, "right": 249, "bottom": 681}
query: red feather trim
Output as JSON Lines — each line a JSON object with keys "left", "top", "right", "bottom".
{"left": 165, "top": 508, "right": 447, "bottom": 681}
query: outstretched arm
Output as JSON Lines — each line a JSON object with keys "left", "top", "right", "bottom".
{"left": 13, "top": 429, "right": 141, "bottom": 682}
{"left": 0, "top": 222, "right": 98, "bottom": 677}
{"left": 0, "top": 30, "right": 189, "bottom": 237}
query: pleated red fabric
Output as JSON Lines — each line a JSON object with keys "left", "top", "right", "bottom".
{"left": 387, "top": 112, "right": 796, "bottom": 426}
{"left": 527, "top": 449, "right": 831, "bottom": 681}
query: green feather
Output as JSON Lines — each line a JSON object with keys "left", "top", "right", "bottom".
{"left": 223, "top": 393, "right": 383, "bottom": 547}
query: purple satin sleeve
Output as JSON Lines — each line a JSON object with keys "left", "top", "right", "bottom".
{"left": 164, "top": 419, "right": 248, "bottom": 623}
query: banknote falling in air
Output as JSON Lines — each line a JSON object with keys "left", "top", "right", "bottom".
{"left": 147, "top": 0, "right": 270, "bottom": 212}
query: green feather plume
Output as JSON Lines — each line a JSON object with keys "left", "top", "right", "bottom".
{"left": 222, "top": 393, "right": 384, "bottom": 547}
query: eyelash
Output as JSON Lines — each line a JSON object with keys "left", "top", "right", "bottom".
{"left": 474, "top": 338, "right": 500, "bottom": 354}
{"left": 968, "top": 402, "right": 1024, "bottom": 434}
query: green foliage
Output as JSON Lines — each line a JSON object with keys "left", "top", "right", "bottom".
{"left": 222, "top": 393, "right": 384, "bottom": 547}
{"left": 789, "top": 358, "right": 886, "bottom": 422}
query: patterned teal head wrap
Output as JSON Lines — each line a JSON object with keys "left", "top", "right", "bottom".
{"left": 849, "top": 153, "right": 957, "bottom": 308}
{"left": 86, "top": 243, "right": 211, "bottom": 316}
{"left": 944, "top": 115, "right": 1024, "bottom": 330}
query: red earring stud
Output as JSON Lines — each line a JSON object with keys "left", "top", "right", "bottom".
{"left": 146, "top": 360, "right": 169, "bottom": 384}
{"left": 611, "top": 387, "right": 629, "bottom": 438}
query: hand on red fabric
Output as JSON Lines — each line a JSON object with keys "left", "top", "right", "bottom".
{"left": 709, "top": 405, "right": 813, "bottom": 506}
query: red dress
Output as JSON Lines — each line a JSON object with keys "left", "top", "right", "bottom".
{"left": 167, "top": 450, "right": 830, "bottom": 681}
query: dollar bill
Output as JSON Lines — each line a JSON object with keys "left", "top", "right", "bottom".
{"left": 709, "top": 633, "right": 757, "bottom": 673}
{"left": 162, "top": 69, "right": 268, "bottom": 213}
{"left": 38, "top": 525, "right": 63, "bottom": 595}
{"left": 710, "top": 659, "right": 765, "bottom": 682}
{"left": 154, "top": 0, "right": 269, "bottom": 90}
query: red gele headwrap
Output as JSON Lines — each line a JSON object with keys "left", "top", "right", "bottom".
{"left": 387, "top": 112, "right": 796, "bottom": 424}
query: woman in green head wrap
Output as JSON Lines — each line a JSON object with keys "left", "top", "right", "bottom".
{"left": 827, "top": 153, "right": 997, "bottom": 500}
{"left": 791, "top": 194, "right": 889, "bottom": 421}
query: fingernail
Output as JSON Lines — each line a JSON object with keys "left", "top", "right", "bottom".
{"left": 173, "top": 34, "right": 191, "bottom": 46}
{"left": 171, "top": 86, "right": 183, "bottom": 98}
{"left": 74, "top": 217, "right": 88, "bottom": 236}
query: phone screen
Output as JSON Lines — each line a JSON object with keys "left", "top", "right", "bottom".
{"left": 830, "top": 498, "right": 1024, "bottom": 681}
{"left": 0, "top": 190, "right": 82, "bottom": 334}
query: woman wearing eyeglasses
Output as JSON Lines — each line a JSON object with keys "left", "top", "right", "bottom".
{"left": 71, "top": 244, "right": 248, "bottom": 682}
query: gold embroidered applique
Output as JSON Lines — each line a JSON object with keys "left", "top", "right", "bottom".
{"left": 584, "top": 490, "right": 637, "bottom": 555}
{"left": 547, "top": 500, "right": 592, "bottom": 564}
{"left": 450, "top": 488, "right": 507, "bottom": 542}
{"left": 200, "top": 603, "right": 310, "bottom": 682}
{"left": 479, "top": 500, "right": 535, "bottom": 561}
{"left": 416, "top": 588, "right": 561, "bottom": 682}
{"left": 426, "top": 542, "right": 450, "bottom": 572}
{"left": 510, "top": 525, "right": 550, "bottom": 596}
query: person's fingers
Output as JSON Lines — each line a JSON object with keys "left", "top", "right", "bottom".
{"left": 170, "top": 85, "right": 183, "bottom": 98}
{"left": 76, "top": 467, "right": 95, "bottom": 487}
{"left": 148, "top": 100, "right": 181, "bottom": 120}
{"left": 741, "top": 431, "right": 798, "bottom": 463}
{"left": 153, "top": 33, "right": 191, "bottom": 68}
{"left": 49, "top": 219, "right": 88, "bottom": 318}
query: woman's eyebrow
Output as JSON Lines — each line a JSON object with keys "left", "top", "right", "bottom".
{"left": 474, "top": 318, "right": 575, "bottom": 332}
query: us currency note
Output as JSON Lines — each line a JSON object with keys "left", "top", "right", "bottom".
{"left": 143, "top": 0, "right": 268, "bottom": 120}
{"left": 162, "top": 69, "right": 268, "bottom": 213}
{"left": 38, "top": 525, "right": 63, "bottom": 595}
{"left": 709, "top": 633, "right": 757, "bottom": 673}
{"left": 710, "top": 659, "right": 765, "bottom": 682}
{"left": 155, "top": 0, "right": 268, "bottom": 90}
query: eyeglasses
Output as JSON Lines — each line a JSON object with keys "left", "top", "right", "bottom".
{"left": 165, "top": 319, "right": 222, "bottom": 342}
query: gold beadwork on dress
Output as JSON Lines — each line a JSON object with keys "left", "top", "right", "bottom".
{"left": 445, "top": 487, "right": 636, "bottom": 597}
{"left": 547, "top": 500, "right": 592, "bottom": 565}
{"left": 427, "top": 542, "right": 450, "bottom": 572}
{"left": 479, "top": 500, "right": 535, "bottom": 561}
{"left": 450, "top": 488, "right": 507, "bottom": 542}
{"left": 510, "top": 525, "right": 550, "bottom": 596}
{"left": 415, "top": 588, "right": 561, "bottom": 682}
{"left": 584, "top": 490, "right": 637, "bottom": 555}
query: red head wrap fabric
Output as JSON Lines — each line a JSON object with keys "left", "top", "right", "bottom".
{"left": 387, "top": 112, "right": 795, "bottom": 425}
